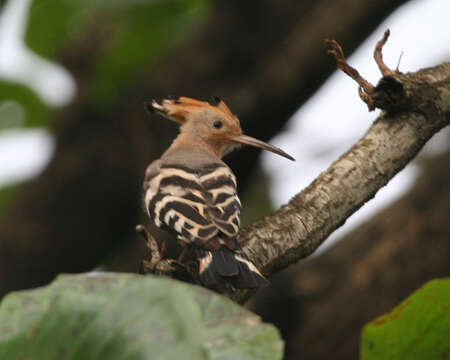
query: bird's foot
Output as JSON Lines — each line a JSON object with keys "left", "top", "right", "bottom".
{"left": 136, "top": 224, "right": 198, "bottom": 283}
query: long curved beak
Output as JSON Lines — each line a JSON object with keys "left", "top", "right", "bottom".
{"left": 231, "top": 134, "right": 295, "bottom": 161}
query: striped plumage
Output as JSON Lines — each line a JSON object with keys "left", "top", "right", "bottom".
{"left": 143, "top": 152, "right": 265, "bottom": 288}
{"left": 145, "top": 160, "right": 240, "bottom": 246}
{"left": 143, "top": 96, "right": 294, "bottom": 289}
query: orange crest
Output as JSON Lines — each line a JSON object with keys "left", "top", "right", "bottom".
{"left": 147, "top": 96, "right": 235, "bottom": 125}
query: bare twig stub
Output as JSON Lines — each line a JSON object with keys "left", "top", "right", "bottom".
{"left": 325, "top": 39, "right": 375, "bottom": 92}
{"left": 325, "top": 29, "right": 403, "bottom": 111}
{"left": 325, "top": 38, "right": 376, "bottom": 110}
{"left": 374, "top": 29, "right": 395, "bottom": 77}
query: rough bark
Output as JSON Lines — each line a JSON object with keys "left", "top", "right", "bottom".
{"left": 251, "top": 150, "right": 450, "bottom": 360}
{"left": 230, "top": 59, "right": 450, "bottom": 302}
{"left": 0, "top": 0, "right": 411, "bottom": 297}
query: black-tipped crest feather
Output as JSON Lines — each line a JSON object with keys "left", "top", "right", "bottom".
{"left": 144, "top": 101, "right": 156, "bottom": 114}
{"left": 209, "top": 95, "right": 222, "bottom": 106}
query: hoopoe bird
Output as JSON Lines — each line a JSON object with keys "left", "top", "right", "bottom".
{"left": 143, "top": 96, "right": 294, "bottom": 289}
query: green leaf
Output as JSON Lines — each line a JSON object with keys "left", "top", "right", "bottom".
{"left": 0, "top": 273, "right": 283, "bottom": 360}
{"left": 361, "top": 278, "right": 450, "bottom": 360}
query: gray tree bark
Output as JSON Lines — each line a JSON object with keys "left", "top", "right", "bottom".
{"left": 251, "top": 149, "right": 450, "bottom": 360}
{"left": 231, "top": 57, "right": 450, "bottom": 302}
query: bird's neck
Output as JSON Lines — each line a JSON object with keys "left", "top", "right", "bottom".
{"left": 163, "top": 133, "right": 225, "bottom": 159}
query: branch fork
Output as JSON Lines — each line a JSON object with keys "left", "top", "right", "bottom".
{"left": 325, "top": 29, "right": 402, "bottom": 111}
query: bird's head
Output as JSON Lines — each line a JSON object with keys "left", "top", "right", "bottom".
{"left": 147, "top": 96, "right": 294, "bottom": 161}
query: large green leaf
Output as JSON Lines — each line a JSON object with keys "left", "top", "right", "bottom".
{"left": 0, "top": 273, "right": 283, "bottom": 360}
{"left": 361, "top": 278, "right": 450, "bottom": 360}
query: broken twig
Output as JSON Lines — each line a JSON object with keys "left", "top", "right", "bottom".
{"left": 325, "top": 29, "right": 402, "bottom": 111}
{"left": 374, "top": 29, "right": 395, "bottom": 77}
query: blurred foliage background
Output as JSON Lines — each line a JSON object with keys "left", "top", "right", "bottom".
{"left": 0, "top": 0, "right": 449, "bottom": 359}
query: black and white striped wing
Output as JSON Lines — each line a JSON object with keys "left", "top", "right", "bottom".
{"left": 144, "top": 162, "right": 219, "bottom": 246}
{"left": 143, "top": 161, "right": 241, "bottom": 249}
{"left": 198, "top": 164, "right": 241, "bottom": 238}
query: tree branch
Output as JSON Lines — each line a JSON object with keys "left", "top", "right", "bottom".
{"left": 253, "top": 150, "right": 450, "bottom": 360}
{"left": 139, "top": 33, "right": 450, "bottom": 303}
{"left": 139, "top": 33, "right": 450, "bottom": 302}
{"left": 229, "top": 34, "right": 450, "bottom": 303}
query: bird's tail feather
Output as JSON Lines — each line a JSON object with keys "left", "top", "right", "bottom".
{"left": 196, "top": 247, "right": 269, "bottom": 289}
{"left": 231, "top": 252, "right": 269, "bottom": 289}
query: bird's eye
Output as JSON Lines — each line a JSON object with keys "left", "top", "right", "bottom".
{"left": 213, "top": 121, "right": 223, "bottom": 129}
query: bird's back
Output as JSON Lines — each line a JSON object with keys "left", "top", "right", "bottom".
{"left": 144, "top": 148, "right": 239, "bottom": 246}
{"left": 143, "top": 147, "right": 267, "bottom": 288}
